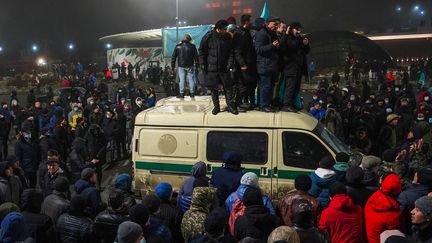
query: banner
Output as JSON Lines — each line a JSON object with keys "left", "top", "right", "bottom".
{"left": 162, "top": 25, "right": 213, "bottom": 57}
{"left": 107, "top": 47, "right": 167, "bottom": 71}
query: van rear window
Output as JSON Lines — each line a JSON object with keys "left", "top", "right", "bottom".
{"left": 206, "top": 131, "right": 268, "bottom": 164}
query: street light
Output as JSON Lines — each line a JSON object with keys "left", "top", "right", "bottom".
{"left": 106, "top": 43, "right": 112, "bottom": 49}
{"left": 0, "top": 46, "right": 3, "bottom": 52}
{"left": 32, "top": 44, "right": 38, "bottom": 52}
{"left": 68, "top": 43, "right": 74, "bottom": 50}
{"left": 37, "top": 57, "right": 46, "bottom": 66}
{"left": 414, "top": 5, "right": 420, "bottom": 11}
{"left": 396, "top": 7, "right": 402, "bottom": 12}
{"left": 420, "top": 10, "right": 425, "bottom": 15}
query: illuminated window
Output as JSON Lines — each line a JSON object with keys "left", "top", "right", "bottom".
{"left": 205, "top": 3, "right": 211, "bottom": 8}
{"left": 243, "top": 8, "right": 252, "bottom": 14}
{"left": 232, "top": 9, "right": 241, "bottom": 14}
{"left": 233, "top": 1, "right": 241, "bottom": 7}
{"left": 211, "top": 2, "right": 221, "bottom": 8}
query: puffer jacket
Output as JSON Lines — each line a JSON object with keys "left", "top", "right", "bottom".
{"left": 225, "top": 184, "right": 275, "bottom": 215}
{"left": 254, "top": 25, "right": 279, "bottom": 75}
{"left": 0, "top": 212, "right": 33, "bottom": 243}
{"left": 94, "top": 208, "right": 129, "bottom": 243}
{"left": 319, "top": 194, "right": 364, "bottom": 243}
{"left": 234, "top": 205, "right": 281, "bottom": 241}
{"left": 178, "top": 162, "right": 207, "bottom": 213}
{"left": 14, "top": 137, "right": 36, "bottom": 172}
{"left": 210, "top": 165, "right": 243, "bottom": 202}
{"left": 364, "top": 174, "right": 403, "bottom": 243}
{"left": 181, "top": 187, "right": 217, "bottom": 242}
{"left": 41, "top": 190, "right": 70, "bottom": 225}
{"left": 199, "top": 30, "right": 234, "bottom": 73}
{"left": 22, "top": 211, "right": 54, "bottom": 243}
{"left": 74, "top": 179, "right": 106, "bottom": 218}
{"left": 171, "top": 41, "right": 199, "bottom": 68}
{"left": 308, "top": 168, "right": 338, "bottom": 208}
{"left": 277, "top": 190, "right": 321, "bottom": 226}
{"left": 57, "top": 213, "right": 94, "bottom": 243}
{"left": 280, "top": 33, "right": 310, "bottom": 76}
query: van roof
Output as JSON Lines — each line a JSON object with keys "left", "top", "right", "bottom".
{"left": 135, "top": 96, "right": 318, "bottom": 129}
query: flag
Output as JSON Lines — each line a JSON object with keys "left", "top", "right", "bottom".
{"left": 162, "top": 25, "right": 212, "bottom": 57}
{"left": 260, "top": 2, "right": 270, "bottom": 21}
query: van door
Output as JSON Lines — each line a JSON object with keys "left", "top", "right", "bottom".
{"left": 274, "top": 129, "right": 334, "bottom": 199}
{"left": 203, "top": 128, "right": 274, "bottom": 197}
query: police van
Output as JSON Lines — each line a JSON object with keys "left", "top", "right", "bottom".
{"left": 132, "top": 96, "right": 355, "bottom": 198}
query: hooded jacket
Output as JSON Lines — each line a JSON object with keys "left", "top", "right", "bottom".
{"left": 67, "top": 138, "right": 92, "bottom": 183}
{"left": 234, "top": 205, "right": 281, "bottom": 241}
{"left": 74, "top": 179, "right": 106, "bottom": 218}
{"left": 181, "top": 187, "right": 216, "bottom": 242}
{"left": 319, "top": 194, "right": 364, "bottom": 243}
{"left": 308, "top": 168, "right": 338, "bottom": 208}
{"left": 178, "top": 162, "right": 207, "bottom": 213}
{"left": 114, "top": 174, "right": 136, "bottom": 209}
{"left": 210, "top": 165, "right": 243, "bottom": 202}
{"left": 225, "top": 184, "right": 275, "bottom": 215}
{"left": 364, "top": 174, "right": 403, "bottom": 243}
{"left": 0, "top": 212, "right": 33, "bottom": 243}
{"left": 41, "top": 190, "right": 70, "bottom": 225}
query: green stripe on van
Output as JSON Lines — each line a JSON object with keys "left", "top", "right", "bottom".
{"left": 135, "top": 161, "right": 310, "bottom": 180}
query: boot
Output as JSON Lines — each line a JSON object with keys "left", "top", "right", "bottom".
{"left": 176, "top": 93, "right": 184, "bottom": 99}
{"left": 228, "top": 105, "right": 239, "bottom": 115}
{"left": 225, "top": 89, "right": 239, "bottom": 115}
{"left": 211, "top": 92, "right": 220, "bottom": 115}
{"left": 190, "top": 93, "right": 195, "bottom": 98}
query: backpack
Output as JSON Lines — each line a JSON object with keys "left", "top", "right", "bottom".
{"left": 228, "top": 192, "right": 245, "bottom": 236}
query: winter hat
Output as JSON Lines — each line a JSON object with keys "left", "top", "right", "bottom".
{"left": 142, "top": 195, "right": 161, "bottom": 214}
{"left": 414, "top": 196, "right": 432, "bottom": 221}
{"left": 117, "top": 221, "right": 143, "bottom": 243}
{"left": 242, "top": 187, "right": 263, "bottom": 207}
{"left": 0, "top": 212, "right": 28, "bottom": 242}
{"left": 267, "top": 226, "right": 300, "bottom": 243}
{"left": 319, "top": 156, "right": 335, "bottom": 170}
{"left": 387, "top": 114, "right": 401, "bottom": 123}
{"left": 292, "top": 199, "right": 314, "bottom": 228}
{"left": 215, "top": 19, "right": 229, "bottom": 30}
{"left": 384, "top": 236, "right": 410, "bottom": 243}
{"left": 240, "top": 172, "right": 259, "bottom": 187}
{"left": 334, "top": 162, "right": 350, "bottom": 172}
{"left": 361, "top": 155, "right": 382, "bottom": 171}
{"left": 69, "top": 195, "right": 87, "bottom": 216}
{"left": 81, "top": 168, "right": 96, "bottom": 181}
{"left": 204, "top": 207, "right": 228, "bottom": 235}
{"left": 193, "top": 177, "right": 209, "bottom": 188}
{"left": 381, "top": 174, "right": 402, "bottom": 196}
{"left": 345, "top": 166, "right": 365, "bottom": 185}
{"left": 382, "top": 149, "right": 398, "bottom": 163}
{"left": 289, "top": 22, "right": 303, "bottom": 30}
{"left": 336, "top": 152, "right": 349, "bottom": 163}
{"left": 129, "top": 204, "right": 150, "bottom": 226}
{"left": 222, "top": 151, "right": 242, "bottom": 167}
{"left": 154, "top": 182, "right": 173, "bottom": 201}
{"left": 342, "top": 87, "right": 349, "bottom": 93}
{"left": 0, "top": 203, "right": 20, "bottom": 223}
{"left": 54, "top": 177, "right": 70, "bottom": 193}
{"left": 418, "top": 167, "right": 432, "bottom": 185}
{"left": 254, "top": 17, "right": 265, "bottom": 29}
{"left": 294, "top": 174, "right": 312, "bottom": 191}
{"left": 115, "top": 173, "right": 132, "bottom": 192}
{"left": 329, "top": 182, "right": 347, "bottom": 197}
{"left": 380, "top": 230, "right": 406, "bottom": 243}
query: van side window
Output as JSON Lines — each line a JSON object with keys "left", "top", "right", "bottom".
{"left": 207, "top": 131, "right": 268, "bottom": 164}
{"left": 282, "top": 132, "right": 330, "bottom": 169}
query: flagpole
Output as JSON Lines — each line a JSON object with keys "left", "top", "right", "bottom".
{"left": 176, "top": 0, "right": 179, "bottom": 44}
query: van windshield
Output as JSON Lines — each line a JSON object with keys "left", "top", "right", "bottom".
{"left": 314, "top": 123, "right": 350, "bottom": 154}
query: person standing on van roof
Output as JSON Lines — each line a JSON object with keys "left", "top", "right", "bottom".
{"left": 177, "top": 161, "right": 208, "bottom": 213}
{"left": 225, "top": 172, "right": 275, "bottom": 215}
{"left": 199, "top": 19, "right": 240, "bottom": 115}
{"left": 211, "top": 151, "right": 244, "bottom": 203}
{"left": 171, "top": 34, "right": 199, "bottom": 99}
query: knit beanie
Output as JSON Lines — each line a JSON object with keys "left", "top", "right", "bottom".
{"left": 242, "top": 187, "right": 263, "bottom": 207}
{"left": 380, "top": 230, "right": 406, "bottom": 243}
{"left": 54, "top": 177, "right": 70, "bottom": 193}
{"left": 240, "top": 172, "right": 259, "bottom": 187}
{"left": 417, "top": 167, "right": 432, "bottom": 185}
{"left": 154, "top": 182, "right": 173, "bottom": 201}
{"left": 414, "top": 196, "right": 432, "bottom": 221}
{"left": 294, "top": 174, "right": 312, "bottom": 191}
{"left": 117, "top": 221, "right": 143, "bottom": 243}
{"left": 142, "top": 195, "right": 161, "bottom": 214}
{"left": 361, "top": 155, "right": 382, "bottom": 171}
{"left": 336, "top": 152, "right": 349, "bottom": 163}
{"left": 382, "top": 149, "right": 398, "bottom": 163}
{"left": 129, "top": 204, "right": 150, "bottom": 226}
{"left": 222, "top": 151, "right": 242, "bottom": 167}
{"left": 267, "top": 226, "right": 300, "bottom": 243}
{"left": 319, "top": 156, "right": 335, "bottom": 170}
{"left": 381, "top": 174, "right": 402, "bottom": 196}
{"left": 81, "top": 168, "right": 95, "bottom": 180}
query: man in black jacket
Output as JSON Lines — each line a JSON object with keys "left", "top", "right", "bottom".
{"left": 233, "top": 14, "right": 257, "bottom": 111}
{"left": 254, "top": 17, "right": 280, "bottom": 112}
{"left": 280, "top": 22, "right": 310, "bottom": 112}
{"left": 171, "top": 34, "right": 199, "bottom": 98}
{"left": 199, "top": 19, "right": 239, "bottom": 115}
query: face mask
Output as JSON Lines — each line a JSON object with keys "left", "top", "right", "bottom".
{"left": 23, "top": 133, "right": 31, "bottom": 140}
{"left": 89, "top": 101, "right": 95, "bottom": 105}
{"left": 384, "top": 99, "right": 389, "bottom": 104}
{"left": 386, "top": 108, "right": 393, "bottom": 113}
{"left": 137, "top": 101, "right": 143, "bottom": 105}
{"left": 312, "top": 96, "right": 318, "bottom": 100}
{"left": 73, "top": 107, "right": 79, "bottom": 112}
{"left": 395, "top": 88, "right": 400, "bottom": 92}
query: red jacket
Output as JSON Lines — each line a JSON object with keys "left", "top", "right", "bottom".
{"left": 319, "top": 194, "right": 364, "bottom": 243}
{"left": 364, "top": 174, "right": 402, "bottom": 243}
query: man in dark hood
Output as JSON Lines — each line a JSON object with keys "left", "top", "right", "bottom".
{"left": 211, "top": 151, "right": 244, "bottom": 203}
{"left": 74, "top": 168, "right": 106, "bottom": 218}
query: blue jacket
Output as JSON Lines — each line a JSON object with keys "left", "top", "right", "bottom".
{"left": 309, "top": 107, "right": 326, "bottom": 120}
{"left": 398, "top": 183, "right": 432, "bottom": 213}
{"left": 14, "top": 138, "right": 35, "bottom": 172}
{"left": 74, "top": 179, "right": 106, "bottom": 217}
{"left": 210, "top": 166, "right": 243, "bottom": 201}
{"left": 225, "top": 184, "right": 275, "bottom": 215}
{"left": 147, "top": 215, "right": 172, "bottom": 242}
{"left": 0, "top": 108, "right": 12, "bottom": 123}
{"left": 308, "top": 169, "right": 337, "bottom": 208}
{"left": 0, "top": 212, "right": 29, "bottom": 243}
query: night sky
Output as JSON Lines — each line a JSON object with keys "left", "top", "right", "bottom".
{"left": 0, "top": 0, "right": 430, "bottom": 61}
